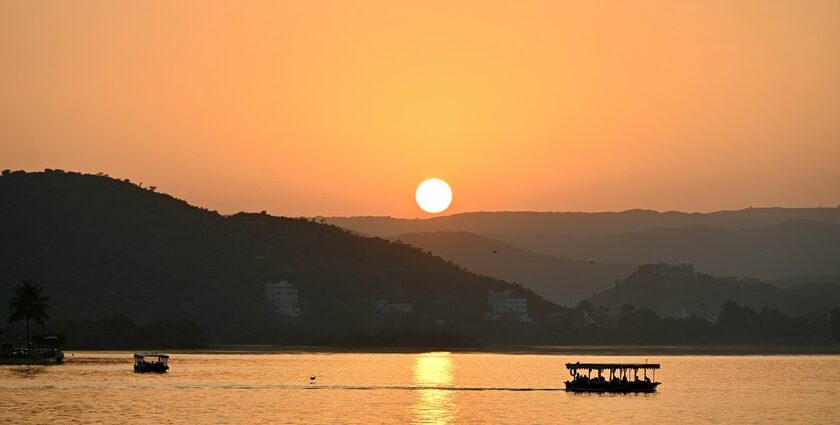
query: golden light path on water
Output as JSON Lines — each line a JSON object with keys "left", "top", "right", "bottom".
{"left": 3, "top": 352, "right": 840, "bottom": 424}
{"left": 412, "top": 352, "right": 455, "bottom": 424}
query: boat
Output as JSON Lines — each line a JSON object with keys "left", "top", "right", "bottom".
{"left": 0, "top": 335, "right": 65, "bottom": 365}
{"left": 133, "top": 353, "right": 170, "bottom": 373}
{"left": 565, "top": 362, "right": 660, "bottom": 393}
{"left": 0, "top": 348, "right": 64, "bottom": 365}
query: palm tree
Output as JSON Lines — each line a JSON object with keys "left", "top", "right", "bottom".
{"left": 8, "top": 280, "right": 50, "bottom": 352}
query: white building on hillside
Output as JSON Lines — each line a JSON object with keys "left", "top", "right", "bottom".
{"left": 488, "top": 290, "right": 529, "bottom": 322}
{"left": 265, "top": 281, "right": 300, "bottom": 317}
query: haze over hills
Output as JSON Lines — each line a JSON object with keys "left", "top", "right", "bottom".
{"left": 396, "top": 231, "right": 840, "bottom": 317}
{"left": 496, "top": 220, "right": 840, "bottom": 279}
{"left": 1, "top": 170, "right": 838, "bottom": 347}
{"left": 325, "top": 209, "right": 840, "bottom": 279}
{"left": 770, "top": 275, "right": 840, "bottom": 288}
{"left": 0, "top": 170, "right": 560, "bottom": 345}
{"left": 587, "top": 264, "right": 840, "bottom": 319}
{"left": 322, "top": 208, "right": 840, "bottom": 238}
{"left": 396, "top": 231, "right": 634, "bottom": 307}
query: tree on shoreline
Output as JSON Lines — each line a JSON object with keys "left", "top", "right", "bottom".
{"left": 8, "top": 280, "right": 50, "bottom": 352}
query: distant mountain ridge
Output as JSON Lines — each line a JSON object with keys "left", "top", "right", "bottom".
{"left": 588, "top": 265, "right": 840, "bottom": 319}
{"left": 3, "top": 170, "right": 838, "bottom": 347}
{"left": 322, "top": 208, "right": 840, "bottom": 238}
{"left": 397, "top": 231, "right": 634, "bottom": 307}
{"left": 324, "top": 209, "right": 840, "bottom": 279}
{"left": 495, "top": 220, "right": 840, "bottom": 278}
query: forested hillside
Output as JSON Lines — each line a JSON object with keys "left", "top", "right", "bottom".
{"left": 0, "top": 170, "right": 559, "bottom": 345}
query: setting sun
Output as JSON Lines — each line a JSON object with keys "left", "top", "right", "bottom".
{"left": 416, "top": 178, "right": 453, "bottom": 214}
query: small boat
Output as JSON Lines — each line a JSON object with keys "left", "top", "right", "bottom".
{"left": 133, "top": 353, "right": 169, "bottom": 373}
{"left": 565, "top": 362, "right": 660, "bottom": 393}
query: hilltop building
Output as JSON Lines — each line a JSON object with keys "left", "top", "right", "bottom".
{"left": 637, "top": 262, "right": 695, "bottom": 280}
{"left": 265, "top": 281, "right": 300, "bottom": 317}
{"left": 721, "top": 276, "right": 764, "bottom": 285}
{"left": 487, "top": 290, "right": 529, "bottom": 322}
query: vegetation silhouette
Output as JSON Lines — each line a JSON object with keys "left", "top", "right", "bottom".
{"left": 49, "top": 314, "right": 207, "bottom": 349}
{"left": 8, "top": 280, "right": 50, "bottom": 351}
{"left": 588, "top": 268, "right": 840, "bottom": 319}
{"left": 1, "top": 170, "right": 838, "bottom": 348}
{"left": 546, "top": 301, "right": 830, "bottom": 345}
{"left": 0, "top": 170, "right": 556, "bottom": 346}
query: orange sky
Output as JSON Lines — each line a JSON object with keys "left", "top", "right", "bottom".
{"left": 2, "top": 1, "right": 839, "bottom": 217}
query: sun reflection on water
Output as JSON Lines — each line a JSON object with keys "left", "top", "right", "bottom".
{"left": 412, "top": 352, "right": 456, "bottom": 425}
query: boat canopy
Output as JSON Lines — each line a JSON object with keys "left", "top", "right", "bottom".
{"left": 134, "top": 353, "right": 169, "bottom": 359}
{"left": 566, "top": 363, "right": 660, "bottom": 370}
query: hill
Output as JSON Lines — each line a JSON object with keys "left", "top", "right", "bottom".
{"left": 587, "top": 265, "right": 840, "bottom": 319}
{"left": 396, "top": 231, "right": 634, "bottom": 306}
{"left": 495, "top": 220, "right": 840, "bottom": 278}
{"left": 0, "top": 170, "right": 561, "bottom": 346}
{"left": 322, "top": 208, "right": 840, "bottom": 238}
{"left": 324, "top": 209, "right": 840, "bottom": 279}
{"left": 770, "top": 275, "right": 840, "bottom": 288}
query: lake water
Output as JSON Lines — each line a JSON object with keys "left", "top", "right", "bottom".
{"left": 1, "top": 351, "right": 838, "bottom": 424}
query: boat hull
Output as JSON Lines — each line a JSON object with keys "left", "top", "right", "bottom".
{"left": 134, "top": 363, "right": 169, "bottom": 373}
{"left": 0, "top": 351, "right": 64, "bottom": 365}
{"left": 565, "top": 382, "right": 659, "bottom": 393}
{"left": 0, "top": 357, "right": 62, "bottom": 365}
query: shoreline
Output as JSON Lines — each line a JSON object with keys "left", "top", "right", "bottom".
{"left": 58, "top": 344, "right": 840, "bottom": 356}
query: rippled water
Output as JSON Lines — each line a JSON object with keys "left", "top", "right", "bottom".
{"left": 1, "top": 352, "right": 838, "bottom": 424}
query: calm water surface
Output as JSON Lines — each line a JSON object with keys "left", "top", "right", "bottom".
{"left": 1, "top": 352, "right": 838, "bottom": 424}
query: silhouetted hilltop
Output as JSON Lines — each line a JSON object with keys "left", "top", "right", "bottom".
{"left": 770, "top": 275, "right": 840, "bottom": 288}
{"left": 497, "top": 220, "right": 840, "bottom": 278}
{"left": 3, "top": 170, "right": 837, "bottom": 347}
{"left": 588, "top": 265, "right": 840, "bottom": 319}
{"left": 397, "top": 231, "right": 634, "bottom": 307}
{"left": 0, "top": 170, "right": 560, "bottom": 345}
{"left": 322, "top": 208, "right": 840, "bottom": 238}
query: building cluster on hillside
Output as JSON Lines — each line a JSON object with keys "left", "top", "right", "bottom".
{"left": 265, "top": 281, "right": 417, "bottom": 318}
{"left": 370, "top": 296, "right": 414, "bottom": 314}
{"left": 265, "top": 281, "right": 534, "bottom": 323}
{"left": 720, "top": 276, "right": 764, "bottom": 285}
{"left": 370, "top": 284, "right": 414, "bottom": 314}
{"left": 640, "top": 262, "right": 771, "bottom": 287}
{"left": 487, "top": 289, "right": 529, "bottom": 322}
{"left": 637, "top": 262, "right": 696, "bottom": 280}
{"left": 265, "top": 281, "right": 300, "bottom": 318}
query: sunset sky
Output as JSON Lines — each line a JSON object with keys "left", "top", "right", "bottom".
{"left": 2, "top": 1, "right": 839, "bottom": 217}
